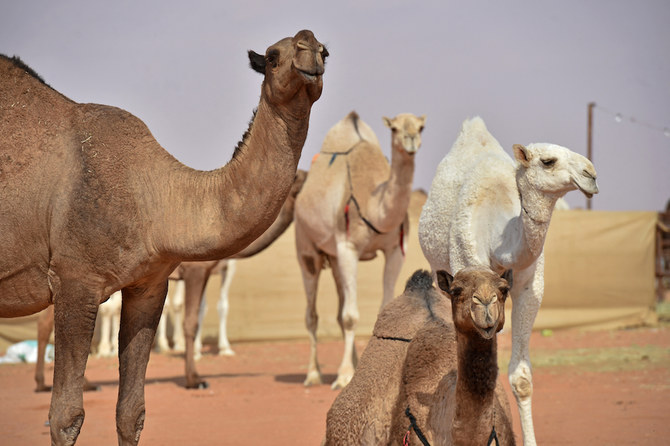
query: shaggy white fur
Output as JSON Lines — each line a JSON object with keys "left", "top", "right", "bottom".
{"left": 418, "top": 117, "right": 598, "bottom": 446}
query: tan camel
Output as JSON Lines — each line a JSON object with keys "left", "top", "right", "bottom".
{"left": 0, "top": 29, "right": 326, "bottom": 446}
{"left": 166, "top": 169, "right": 307, "bottom": 389}
{"left": 294, "top": 111, "right": 425, "bottom": 389}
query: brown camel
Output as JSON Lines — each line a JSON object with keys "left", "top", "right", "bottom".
{"left": 170, "top": 169, "right": 307, "bottom": 389}
{"left": 0, "top": 29, "right": 326, "bottom": 446}
{"left": 33, "top": 170, "right": 307, "bottom": 391}
{"left": 324, "top": 268, "right": 514, "bottom": 445}
{"left": 294, "top": 111, "right": 425, "bottom": 389}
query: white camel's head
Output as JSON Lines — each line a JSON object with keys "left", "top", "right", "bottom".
{"left": 513, "top": 143, "right": 599, "bottom": 199}
{"left": 383, "top": 113, "right": 426, "bottom": 155}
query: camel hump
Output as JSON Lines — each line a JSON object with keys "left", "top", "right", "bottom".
{"left": 403, "top": 269, "right": 433, "bottom": 294}
{"left": 321, "top": 110, "right": 380, "bottom": 152}
{"left": 450, "top": 116, "right": 505, "bottom": 157}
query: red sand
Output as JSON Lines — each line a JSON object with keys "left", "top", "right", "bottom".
{"left": 1, "top": 326, "right": 669, "bottom": 445}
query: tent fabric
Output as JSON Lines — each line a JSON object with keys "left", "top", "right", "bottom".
{"left": 0, "top": 193, "right": 659, "bottom": 353}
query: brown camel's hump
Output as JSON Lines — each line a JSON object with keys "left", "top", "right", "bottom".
{"left": 373, "top": 270, "right": 451, "bottom": 340}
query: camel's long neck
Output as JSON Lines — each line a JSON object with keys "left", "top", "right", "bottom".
{"left": 155, "top": 96, "right": 309, "bottom": 261}
{"left": 451, "top": 334, "right": 499, "bottom": 445}
{"left": 367, "top": 146, "right": 415, "bottom": 233}
{"left": 495, "top": 174, "right": 557, "bottom": 271}
{"left": 231, "top": 195, "right": 297, "bottom": 258}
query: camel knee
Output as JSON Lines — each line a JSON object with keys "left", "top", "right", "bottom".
{"left": 117, "top": 406, "right": 145, "bottom": 445}
{"left": 305, "top": 309, "right": 318, "bottom": 333}
{"left": 340, "top": 308, "right": 359, "bottom": 331}
{"left": 50, "top": 409, "right": 84, "bottom": 446}
{"left": 509, "top": 370, "right": 533, "bottom": 400}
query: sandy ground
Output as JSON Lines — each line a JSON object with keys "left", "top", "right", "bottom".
{"left": 1, "top": 324, "right": 669, "bottom": 445}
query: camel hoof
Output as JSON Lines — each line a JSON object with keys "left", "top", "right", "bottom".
{"left": 331, "top": 374, "right": 352, "bottom": 390}
{"left": 186, "top": 380, "right": 209, "bottom": 390}
{"left": 218, "top": 349, "right": 235, "bottom": 357}
{"left": 303, "top": 372, "right": 323, "bottom": 387}
{"left": 35, "top": 385, "right": 52, "bottom": 393}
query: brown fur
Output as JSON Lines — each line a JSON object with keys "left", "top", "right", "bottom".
{"left": 325, "top": 268, "right": 516, "bottom": 446}
{"left": 0, "top": 30, "right": 326, "bottom": 446}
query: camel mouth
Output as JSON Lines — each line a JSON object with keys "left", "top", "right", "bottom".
{"left": 477, "top": 325, "right": 497, "bottom": 340}
{"left": 573, "top": 179, "right": 598, "bottom": 199}
{"left": 298, "top": 69, "right": 321, "bottom": 83}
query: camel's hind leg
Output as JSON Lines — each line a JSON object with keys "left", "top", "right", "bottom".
{"left": 217, "top": 259, "right": 237, "bottom": 356}
{"left": 35, "top": 305, "right": 54, "bottom": 392}
{"left": 331, "top": 241, "right": 359, "bottom": 390}
{"left": 297, "top": 241, "right": 325, "bottom": 386}
{"left": 508, "top": 259, "right": 543, "bottom": 446}
{"left": 48, "top": 280, "right": 100, "bottom": 446}
{"left": 381, "top": 242, "right": 405, "bottom": 309}
{"left": 116, "top": 283, "right": 167, "bottom": 446}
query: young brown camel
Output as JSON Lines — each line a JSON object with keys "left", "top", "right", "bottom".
{"left": 294, "top": 111, "right": 425, "bottom": 389}
{"left": 0, "top": 29, "right": 326, "bottom": 446}
{"left": 324, "top": 268, "right": 514, "bottom": 446}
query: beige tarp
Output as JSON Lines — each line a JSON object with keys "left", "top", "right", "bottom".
{"left": 0, "top": 193, "right": 658, "bottom": 353}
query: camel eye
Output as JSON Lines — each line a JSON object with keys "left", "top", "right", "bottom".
{"left": 266, "top": 51, "right": 279, "bottom": 68}
{"left": 541, "top": 158, "right": 556, "bottom": 167}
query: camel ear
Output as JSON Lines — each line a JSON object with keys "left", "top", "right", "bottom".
{"left": 501, "top": 269, "right": 513, "bottom": 290}
{"left": 248, "top": 50, "right": 266, "bottom": 74}
{"left": 435, "top": 270, "right": 454, "bottom": 295}
{"left": 513, "top": 144, "right": 531, "bottom": 167}
{"left": 382, "top": 117, "right": 393, "bottom": 129}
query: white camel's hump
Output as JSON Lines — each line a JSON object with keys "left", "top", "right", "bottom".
{"left": 449, "top": 116, "right": 507, "bottom": 160}
{"left": 321, "top": 111, "right": 380, "bottom": 152}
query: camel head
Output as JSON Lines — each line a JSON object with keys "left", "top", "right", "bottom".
{"left": 513, "top": 143, "right": 599, "bottom": 200}
{"left": 383, "top": 113, "right": 426, "bottom": 156}
{"left": 436, "top": 267, "right": 512, "bottom": 340}
{"left": 248, "top": 29, "right": 328, "bottom": 109}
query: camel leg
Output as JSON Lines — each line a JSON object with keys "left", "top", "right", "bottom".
{"left": 116, "top": 284, "right": 167, "bottom": 446}
{"left": 48, "top": 280, "right": 99, "bottom": 446}
{"left": 171, "top": 280, "right": 186, "bottom": 352}
{"left": 155, "top": 294, "right": 171, "bottom": 353}
{"left": 217, "top": 259, "right": 237, "bottom": 356}
{"left": 182, "top": 270, "right": 210, "bottom": 389}
{"left": 297, "top": 245, "right": 325, "bottom": 386}
{"left": 35, "top": 305, "right": 54, "bottom": 392}
{"left": 508, "top": 260, "right": 543, "bottom": 446}
{"left": 194, "top": 287, "right": 207, "bottom": 361}
{"left": 97, "top": 306, "right": 113, "bottom": 358}
{"left": 330, "top": 253, "right": 358, "bottom": 373}
{"left": 381, "top": 244, "right": 404, "bottom": 309}
{"left": 331, "top": 242, "right": 359, "bottom": 390}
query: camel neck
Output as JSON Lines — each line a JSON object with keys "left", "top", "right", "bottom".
{"left": 366, "top": 147, "right": 415, "bottom": 233}
{"left": 516, "top": 179, "right": 556, "bottom": 261}
{"left": 156, "top": 96, "right": 309, "bottom": 260}
{"left": 452, "top": 334, "right": 499, "bottom": 444}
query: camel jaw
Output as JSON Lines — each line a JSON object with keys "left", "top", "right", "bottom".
{"left": 572, "top": 178, "right": 599, "bottom": 199}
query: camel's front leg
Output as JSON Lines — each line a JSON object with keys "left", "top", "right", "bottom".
{"left": 35, "top": 305, "right": 54, "bottom": 392}
{"left": 508, "top": 260, "right": 543, "bottom": 446}
{"left": 217, "top": 259, "right": 237, "bottom": 356}
{"left": 116, "top": 283, "right": 167, "bottom": 445}
{"left": 49, "top": 280, "right": 100, "bottom": 446}
{"left": 296, "top": 232, "right": 325, "bottom": 386}
{"left": 182, "top": 271, "right": 210, "bottom": 389}
{"left": 331, "top": 242, "right": 359, "bottom": 390}
{"left": 170, "top": 280, "right": 186, "bottom": 352}
{"left": 381, "top": 242, "right": 405, "bottom": 309}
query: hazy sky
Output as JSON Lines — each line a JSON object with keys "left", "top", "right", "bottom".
{"left": 2, "top": 0, "right": 669, "bottom": 211}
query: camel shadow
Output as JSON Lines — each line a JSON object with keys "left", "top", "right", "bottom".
{"left": 274, "top": 373, "right": 337, "bottom": 386}
{"left": 85, "top": 372, "right": 262, "bottom": 390}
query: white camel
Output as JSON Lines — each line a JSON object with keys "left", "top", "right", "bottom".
{"left": 96, "top": 291, "right": 123, "bottom": 358}
{"left": 418, "top": 117, "right": 598, "bottom": 446}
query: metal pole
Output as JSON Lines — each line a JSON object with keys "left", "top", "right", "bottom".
{"left": 587, "top": 102, "right": 595, "bottom": 210}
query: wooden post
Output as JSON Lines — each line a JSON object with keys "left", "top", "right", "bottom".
{"left": 587, "top": 102, "right": 595, "bottom": 210}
